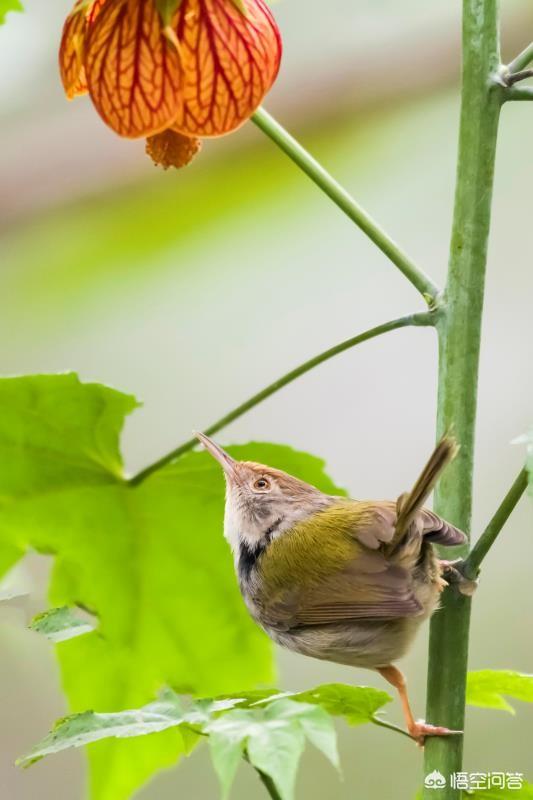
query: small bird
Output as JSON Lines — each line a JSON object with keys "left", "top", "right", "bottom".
{"left": 195, "top": 431, "right": 468, "bottom": 743}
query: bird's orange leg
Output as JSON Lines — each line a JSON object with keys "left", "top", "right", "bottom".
{"left": 377, "top": 665, "right": 462, "bottom": 745}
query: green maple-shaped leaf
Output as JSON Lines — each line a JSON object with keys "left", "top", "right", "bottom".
{"left": 0, "top": 373, "right": 344, "bottom": 800}
{"left": 466, "top": 670, "right": 533, "bottom": 713}
{"left": 0, "top": 0, "right": 23, "bottom": 24}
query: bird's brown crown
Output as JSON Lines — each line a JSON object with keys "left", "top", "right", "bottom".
{"left": 235, "top": 461, "right": 321, "bottom": 497}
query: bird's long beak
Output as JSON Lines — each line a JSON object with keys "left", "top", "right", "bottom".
{"left": 194, "top": 431, "right": 237, "bottom": 478}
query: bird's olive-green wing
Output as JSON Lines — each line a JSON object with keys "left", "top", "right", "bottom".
{"left": 257, "top": 501, "right": 423, "bottom": 630}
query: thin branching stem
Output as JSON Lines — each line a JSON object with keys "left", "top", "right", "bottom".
{"left": 371, "top": 716, "right": 414, "bottom": 741}
{"left": 505, "top": 68, "right": 533, "bottom": 85}
{"left": 463, "top": 468, "right": 528, "bottom": 579}
{"left": 507, "top": 41, "right": 533, "bottom": 73}
{"left": 244, "top": 752, "right": 282, "bottom": 800}
{"left": 129, "top": 311, "right": 435, "bottom": 485}
{"left": 255, "top": 769, "right": 283, "bottom": 800}
{"left": 252, "top": 107, "right": 440, "bottom": 303}
{"left": 506, "top": 86, "right": 533, "bottom": 101}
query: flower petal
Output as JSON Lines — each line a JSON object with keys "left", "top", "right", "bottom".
{"left": 87, "top": 0, "right": 107, "bottom": 22}
{"left": 59, "top": 1, "right": 107, "bottom": 99}
{"left": 85, "top": 0, "right": 182, "bottom": 138}
{"left": 59, "top": 3, "right": 90, "bottom": 99}
{"left": 172, "top": 0, "right": 282, "bottom": 137}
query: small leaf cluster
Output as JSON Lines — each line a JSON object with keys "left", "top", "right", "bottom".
{"left": 16, "top": 660, "right": 533, "bottom": 799}
{"left": 18, "top": 683, "right": 391, "bottom": 800}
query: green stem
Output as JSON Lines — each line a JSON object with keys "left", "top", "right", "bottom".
{"left": 130, "top": 311, "right": 434, "bottom": 485}
{"left": 424, "top": 3, "right": 503, "bottom": 798}
{"left": 463, "top": 468, "right": 528, "bottom": 579}
{"left": 255, "top": 768, "right": 283, "bottom": 800}
{"left": 506, "top": 86, "right": 533, "bottom": 101}
{"left": 244, "top": 752, "right": 282, "bottom": 800}
{"left": 506, "top": 68, "right": 533, "bottom": 85}
{"left": 507, "top": 41, "right": 533, "bottom": 73}
{"left": 252, "top": 108, "right": 440, "bottom": 303}
{"left": 371, "top": 716, "right": 414, "bottom": 741}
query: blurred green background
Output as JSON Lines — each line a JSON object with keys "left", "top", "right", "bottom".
{"left": 1, "top": 0, "right": 532, "bottom": 798}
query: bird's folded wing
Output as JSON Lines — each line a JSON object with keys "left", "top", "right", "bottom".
{"left": 260, "top": 547, "right": 423, "bottom": 630}
{"left": 351, "top": 500, "right": 466, "bottom": 550}
{"left": 256, "top": 500, "right": 459, "bottom": 631}
{"left": 418, "top": 508, "right": 466, "bottom": 546}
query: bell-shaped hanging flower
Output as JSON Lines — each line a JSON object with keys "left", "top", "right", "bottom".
{"left": 59, "top": 0, "right": 282, "bottom": 167}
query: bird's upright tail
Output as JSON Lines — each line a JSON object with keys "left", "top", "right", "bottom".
{"left": 395, "top": 436, "right": 459, "bottom": 538}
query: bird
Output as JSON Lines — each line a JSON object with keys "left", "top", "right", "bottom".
{"left": 195, "top": 431, "right": 469, "bottom": 744}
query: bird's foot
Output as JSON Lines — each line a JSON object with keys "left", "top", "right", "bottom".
{"left": 439, "top": 559, "right": 478, "bottom": 597}
{"left": 408, "top": 719, "right": 462, "bottom": 747}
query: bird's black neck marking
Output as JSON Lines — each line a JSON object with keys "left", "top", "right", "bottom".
{"left": 238, "top": 541, "right": 266, "bottom": 582}
{"left": 238, "top": 517, "right": 284, "bottom": 582}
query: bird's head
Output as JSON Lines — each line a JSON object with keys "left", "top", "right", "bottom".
{"left": 195, "top": 432, "right": 330, "bottom": 554}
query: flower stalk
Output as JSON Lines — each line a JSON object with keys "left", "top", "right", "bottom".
{"left": 252, "top": 108, "right": 440, "bottom": 304}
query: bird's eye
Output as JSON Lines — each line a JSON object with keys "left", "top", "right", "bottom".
{"left": 253, "top": 477, "right": 271, "bottom": 491}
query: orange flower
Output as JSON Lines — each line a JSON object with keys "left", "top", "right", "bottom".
{"left": 59, "top": 0, "right": 282, "bottom": 163}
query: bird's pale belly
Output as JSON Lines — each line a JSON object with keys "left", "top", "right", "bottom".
{"left": 263, "top": 616, "right": 424, "bottom": 669}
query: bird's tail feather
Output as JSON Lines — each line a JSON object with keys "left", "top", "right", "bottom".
{"left": 395, "top": 436, "right": 459, "bottom": 537}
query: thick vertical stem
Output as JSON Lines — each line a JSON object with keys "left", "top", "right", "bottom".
{"left": 423, "top": 2, "right": 503, "bottom": 797}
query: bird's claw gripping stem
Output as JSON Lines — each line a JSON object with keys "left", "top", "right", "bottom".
{"left": 440, "top": 558, "right": 478, "bottom": 597}
{"left": 409, "top": 719, "right": 463, "bottom": 747}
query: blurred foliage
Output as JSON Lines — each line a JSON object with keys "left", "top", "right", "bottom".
{"left": 466, "top": 671, "right": 533, "bottom": 714}
{"left": 0, "top": 373, "right": 344, "bottom": 800}
{"left": 0, "top": 0, "right": 22, "bottom": 24}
